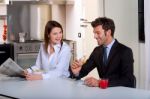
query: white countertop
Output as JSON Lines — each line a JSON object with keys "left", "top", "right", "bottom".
{"left": 0, "top": 78, "right": 150, "bottom": 99}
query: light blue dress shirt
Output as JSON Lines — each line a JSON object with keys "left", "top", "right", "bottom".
{"left": 27, "top": 42, "right": 71, "bottom": 79}
{"left": 105, "top": 39, "right": 115, "bottom": 59}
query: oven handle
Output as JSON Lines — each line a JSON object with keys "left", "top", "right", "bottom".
{"left": 17, "top": 53, "right": 38, "bottom": 59}
{"left": 0, "top": 51, "right": 6, "bottom": 54}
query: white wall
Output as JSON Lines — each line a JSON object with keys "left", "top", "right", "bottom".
{"left": 104, "top": 0, "right": 139, "bottom": 87}
{"left": 66, "top": 0, "right": 85, "bottom": 58}
{"left": 81, "top": 0, "right": 101, "bottom": 79}
{"left": 139, "top": 43, "right": 145, "bottom": 89}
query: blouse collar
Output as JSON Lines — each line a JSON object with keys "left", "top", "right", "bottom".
{"left": 47, "top": 43, "right": 62, "bottom": 55}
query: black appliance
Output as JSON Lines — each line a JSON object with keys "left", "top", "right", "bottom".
{"left": 0, "top": 43, "right": 14, "bottom": 65}
{"left": 138, "top": 0, "right": 145, "bottom": 42}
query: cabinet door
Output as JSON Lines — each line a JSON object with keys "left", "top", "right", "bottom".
{"left": 0, "top": 0, "right": 9, "bottom": 4}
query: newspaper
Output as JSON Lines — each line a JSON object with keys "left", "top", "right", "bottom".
{"left": 0, "top": 58, "right": 24, "bottom": 77}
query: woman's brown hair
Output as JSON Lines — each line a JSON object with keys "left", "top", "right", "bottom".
{"left": 44, "top": 20, "right": 63, "bottom": 53}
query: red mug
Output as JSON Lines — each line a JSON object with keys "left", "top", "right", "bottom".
{"left": 99, "top": 79, "right": 109, "bottom": 89}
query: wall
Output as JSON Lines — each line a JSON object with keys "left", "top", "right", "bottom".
{"left": 104, "top": 0, "right": 139, "bottom": 87}
{"left": 139, "top": 43, "right": 145, "bottom": 89}
{"left": 81, "top": 0, "right": 101, "bottom": 79}
{"left": 66, "top": 0, "right": 84, "bottom": 58}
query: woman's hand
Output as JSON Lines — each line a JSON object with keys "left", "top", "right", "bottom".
{"left": 25, "top": 73, "right": 43, "bottom": 80}
{"left": 23, "top": 70, "right": 28, "bottom": 75}
{"left": 21, "top": 69, "right": 28, "bottom": 77}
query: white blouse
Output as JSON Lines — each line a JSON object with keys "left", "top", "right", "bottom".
{"left": 27, "top": 42, "right": 71, "bottom": 79}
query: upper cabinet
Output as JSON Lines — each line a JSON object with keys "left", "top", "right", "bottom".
{"left": 0, "top": 0, "right": 9, "bottom": 4}
{"left": 0, "top": 4, "right": 7, "bottom": 15}
{"left": 9, "top": 0, "right": 74, "bottom": 5}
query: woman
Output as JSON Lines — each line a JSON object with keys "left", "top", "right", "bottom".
{"left": 24, "top": 20, "right": 71, "bottom": 80}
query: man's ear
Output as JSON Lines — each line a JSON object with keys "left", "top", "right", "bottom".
{"left": 107, "top": 29, "right": 112, "bottom": 36}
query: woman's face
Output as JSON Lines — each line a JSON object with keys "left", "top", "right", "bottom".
{"left": 49, "top": 27, "right": 63, "bottom": 45}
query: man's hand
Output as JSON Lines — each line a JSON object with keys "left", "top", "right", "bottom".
{"left": 71, "top": 59, "right": 83, "bottom": 75}
{"left": 25, "top": 73, "right": 43, "bottom": 80}
{"left": 84, "top": 77, "right": 99, "bottom": 87}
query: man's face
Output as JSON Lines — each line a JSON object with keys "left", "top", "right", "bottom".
{"left": 93, "top": 25, "right": 108, "bottom": 46}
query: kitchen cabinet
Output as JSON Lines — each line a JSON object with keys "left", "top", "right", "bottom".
{"left": 9, "top": 0, "right": 74, "bottom": 5}
{"left": 0, "top": 6, "right": 6, "bottom": 15}
{"left": 0, "top": 0, "right": 9, "bottom": 4}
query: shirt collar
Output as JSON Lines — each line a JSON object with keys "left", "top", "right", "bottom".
{"left": 47, "top": 43, "right": 62, "bottom": 55}
{"left": 107, "top": 39, "right": 115, "bottom": 50}
{"left": 103, "top": 39, "right": 115, "bottom": 51}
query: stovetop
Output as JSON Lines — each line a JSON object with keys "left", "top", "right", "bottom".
{"left": 13, "top": 40, "right": 42, "bottom": 53}
{"left": 13, "top": 40, "right": 43, "bottom": 43}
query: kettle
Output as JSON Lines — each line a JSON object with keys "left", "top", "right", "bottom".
{"left": 19, "top": 32, "right": 26, "bottom": 42}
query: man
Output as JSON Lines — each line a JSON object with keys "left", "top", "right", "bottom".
{"left": 71, "top": 17, "right": 135, "bottom": 88}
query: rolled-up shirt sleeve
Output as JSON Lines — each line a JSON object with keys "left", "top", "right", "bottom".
{"left": 27, "top": 44, "right": 43, "bottom": 73}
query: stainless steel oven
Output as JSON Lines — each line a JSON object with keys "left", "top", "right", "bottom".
{"left": 13, "top": 41, "right": 41, "bottom": 69}
{"left": 13, "top": 40, "right": 76, "bottom": 69}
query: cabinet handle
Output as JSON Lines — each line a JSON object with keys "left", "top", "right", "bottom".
{"left": 0, "top": 51, "right": 6, "bottom": 54}
{"left": 80, "top": 25, "right": 88, "bottom": 27}
{"left": 80, "top": 18, "right": 88, "bottom": 21}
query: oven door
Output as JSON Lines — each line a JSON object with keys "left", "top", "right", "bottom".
{"left": 17, "top": 53, "right": 38, "bottom": 69}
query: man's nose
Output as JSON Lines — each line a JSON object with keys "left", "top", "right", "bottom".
{"left": 94, "top": 34, "right": 97, "bottom": 39}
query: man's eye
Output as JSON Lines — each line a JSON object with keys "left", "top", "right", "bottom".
{"left": 96, "top": 32, "right": 100, "bottom": 35}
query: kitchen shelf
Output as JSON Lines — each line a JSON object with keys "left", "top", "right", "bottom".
{"left": 0, "top": 15, "right": 7, "bottom": 20}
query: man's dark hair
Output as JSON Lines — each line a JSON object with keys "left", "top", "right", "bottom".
{"left": 91, "top": 17, "right": 115, "bottom": 37}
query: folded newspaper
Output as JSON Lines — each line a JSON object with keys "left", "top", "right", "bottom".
{"left": 0, "top": 58, "right": 24, "bottom": 77}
